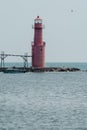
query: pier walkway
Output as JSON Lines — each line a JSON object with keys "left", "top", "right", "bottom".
{"left": 0, "top": 52, "right": 32, "bottom": 68}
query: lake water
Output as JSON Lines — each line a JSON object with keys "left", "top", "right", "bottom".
{"left": 0, "top": 63, "right": 87, "bottom": 130}
{"left": 3, "top": 62, "right": 87, "bottom": 70}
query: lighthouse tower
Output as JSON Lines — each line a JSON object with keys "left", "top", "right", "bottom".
{"left": 32, "top": 16, "right": 45, "bottom": 68}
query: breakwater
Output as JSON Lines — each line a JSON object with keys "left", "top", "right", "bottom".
{"left": 0, "top": 67, "right": 80, "bottom": 72}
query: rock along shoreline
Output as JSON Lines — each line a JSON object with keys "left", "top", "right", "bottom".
{"left": 0, "top": 67, "right": 81, "bottom": 73}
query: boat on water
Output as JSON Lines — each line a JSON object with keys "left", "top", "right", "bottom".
{"left": 3, "top": 67, "right": 26, "bottom": 73}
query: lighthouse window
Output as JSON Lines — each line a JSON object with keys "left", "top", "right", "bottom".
{"left": 40, "top": 48, "right": 42, "bottom": 51}
{"left": 35, "top": 20, "right": 42, "bottom": 23}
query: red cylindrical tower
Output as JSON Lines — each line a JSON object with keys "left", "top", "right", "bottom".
{"left": 32, "top": 16, "right": 46, "bottom": 68}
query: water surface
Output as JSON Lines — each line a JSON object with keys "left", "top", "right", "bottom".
{"left": 0, "top": 71, "right": 87, "bottom": 129}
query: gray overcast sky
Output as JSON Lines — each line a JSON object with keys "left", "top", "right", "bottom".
{"left": 0, "top": 0, "right": 87, "bottom": 62}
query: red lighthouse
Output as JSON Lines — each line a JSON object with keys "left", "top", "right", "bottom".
{"left": 32, "top": 16, "right": 45, "bottom": 68}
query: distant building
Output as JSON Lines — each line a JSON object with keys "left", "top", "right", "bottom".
{"left": 32, "top": 16, "right": 46, "bottom": 68}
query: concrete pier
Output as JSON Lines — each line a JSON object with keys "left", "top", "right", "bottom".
{"left": 0, "top": 67, "right": 80, "bottom": 73}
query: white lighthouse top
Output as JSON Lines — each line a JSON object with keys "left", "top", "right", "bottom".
{"left": 34, "top": 16, "right": 42, "bottom": 23}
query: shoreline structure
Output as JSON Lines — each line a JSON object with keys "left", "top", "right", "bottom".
{"left": 0, "top": 67, "right": 80, "bottom": 72}
{"left": 0, "top": 17, "right": 84, "bottom": 72}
